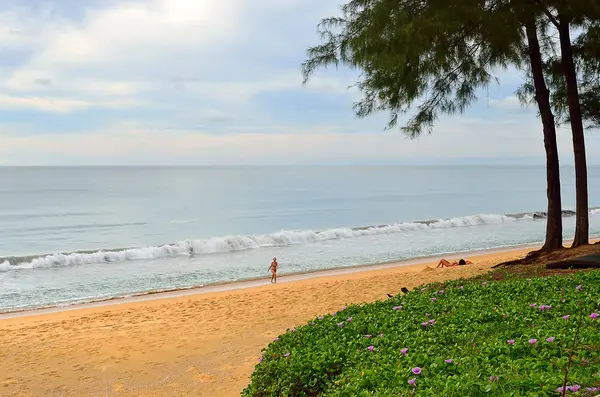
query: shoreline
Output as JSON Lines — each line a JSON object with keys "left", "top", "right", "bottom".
{"left": 0, "top": 241, "right": 545, "bottom": 319}
{"left": 0, "top": 244, "right": 542, "bottom": 397}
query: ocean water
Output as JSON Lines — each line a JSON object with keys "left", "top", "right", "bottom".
{"left": 1, "top": 165, "right": 600, "bottom": 312}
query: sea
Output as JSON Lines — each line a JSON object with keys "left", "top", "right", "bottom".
{"left": 1, "top": 165, "right": 600, "bottom": 313}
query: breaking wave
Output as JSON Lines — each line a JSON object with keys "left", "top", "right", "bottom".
{"left": 0, "top": 209, "right": 597, "bottom": 272}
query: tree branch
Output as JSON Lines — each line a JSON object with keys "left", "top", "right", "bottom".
{"left": 544, "top": 9, "right": 560, "bottom": 29}
{"left": 534, "top": 0, "right": 560, "bottom": 28}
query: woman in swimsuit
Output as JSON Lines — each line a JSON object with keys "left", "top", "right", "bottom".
{"left": 268, "top": 257, "right": 278, "bottom": 283}
{"left": 437, "top": 258, "right": 472, "bottom": 268}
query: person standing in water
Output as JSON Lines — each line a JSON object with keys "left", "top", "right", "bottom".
{"left": 268, "top": 257, "right": 278, "bottom": 283}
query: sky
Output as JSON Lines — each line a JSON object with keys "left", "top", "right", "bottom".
{"left": 0, "top": 0, "right": 599, "bottom": 166}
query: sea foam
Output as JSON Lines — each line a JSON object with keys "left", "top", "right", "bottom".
{"left": 0, "top": 212, "right": 528, "bottom": 271}
{"left": 2, "top": 209, "right": 598, "bottom": 272}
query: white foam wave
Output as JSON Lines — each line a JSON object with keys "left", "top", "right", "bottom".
{"left": 591, "top": 208, "right": 600, "bottom": 215}
{"left": 0, "top": 213, "right": 522, "bottom": 272}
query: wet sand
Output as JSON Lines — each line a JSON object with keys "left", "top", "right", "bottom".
{"left": 0, "top": 246, "right": 536, "bottom": 396}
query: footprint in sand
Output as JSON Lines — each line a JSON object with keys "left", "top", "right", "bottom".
{"left": 195, "top": 374, "right": 216, "bottom": 382}
{"left": 186, "top": 367, "right": 216, "bottom": 382}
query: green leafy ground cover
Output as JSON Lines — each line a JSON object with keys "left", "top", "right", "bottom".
{"left": 243, "top": 271, "right": 600, "bottom": 396}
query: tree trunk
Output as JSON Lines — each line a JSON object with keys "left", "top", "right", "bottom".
{"left": 558, "top": 17, "right": 589, "bottom": 247}
{"left": 525, "top": 19, "right": 563, "bottom": 251}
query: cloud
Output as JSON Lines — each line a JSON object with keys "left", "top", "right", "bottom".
{"left": 489, "top": 95, "right": 526, "bottom": 111}
{"left": 33, "top": 78, "right": 52, "bottom": 87}
{"left": 199, "top": 110, "right": 234, "bottom": 123}
{"left": 1, "top": 1, "right": 596, "bottom": 166}
{"left": 0, "top": 94, "right": 146, "bottom": 113}
{"left": 0, "top": 94, "right": 88, "bottom": 113}
{"left": 2, "top": 114, "right": 597, "bottom": 166}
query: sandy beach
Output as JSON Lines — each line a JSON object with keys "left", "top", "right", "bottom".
{"left": 0, "top": 246, "right": 545, "bottom": 396}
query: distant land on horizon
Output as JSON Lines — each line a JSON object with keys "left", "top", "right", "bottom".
{"left": 0, "top": 157, "right": 598, "bottom": 167}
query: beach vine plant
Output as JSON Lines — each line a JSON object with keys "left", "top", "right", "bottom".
{"left": 242, "top": 271, "right": 600, "bottom": 396}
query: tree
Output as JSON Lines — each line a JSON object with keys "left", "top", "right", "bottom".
{"left": 542, "top": 1, "right": 598, "bottom": 247}
{"left": 548, "top": 23, "right": 600, "bottom": 129}
{"left": 522, "top": 15, "right": 564, "bottom": 250}
{"left": 302, "top": 0, "right": 564, "bottom": 250}
{"left": 520, "top": 4, "right": 600, "bottom": 247}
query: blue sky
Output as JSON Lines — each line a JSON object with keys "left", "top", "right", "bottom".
{"left": 0, "top": 0, "right": 599, "bottom": 165}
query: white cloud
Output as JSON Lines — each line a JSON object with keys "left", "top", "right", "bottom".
{"left": 1, "top": 0, "right": 248, "bottom": 99}
{"left": 0, "top": 94, "right": 146, "bottom": 113}
{"left": 1, "top": 1, "right": 582, "bottom": 166}
{"left": 0, "top": 94, "right": 89, "bottom": 113}
{"left": 2, "top": 116, "right": 597, "bottom": 166}
{"left": 175, "top": 70, "right": 359, "bottom": 105}
{"left": 489, "top": 95, "right": 525, "bottom": 111}
{"left": 15, "top": 0, "right": 242, "bottom": 65}
{"left": 0, "top": 0, "right": 352, "bottom": 108}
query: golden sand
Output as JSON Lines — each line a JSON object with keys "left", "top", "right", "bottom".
{"left": 0, "top": 247, "right": 534, "bottom": 396}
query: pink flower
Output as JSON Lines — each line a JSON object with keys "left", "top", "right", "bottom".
{"left": 431, "top": 298, "right": 437, "bottom": 302}
{"left": 425, "top": 313, "right": 431, "bottom": 317}
{"left": 337, "top": 322, "right": 344, "bottom": 328}
{"left": 408, "top": 378, "right": 416, "bottom": 386}
{"left": 576, "top": 284, "right": 582, "bottom": 291}
{"left": 412, "top": 367, "right": 422, "bottom": 375}
{"left": 529, "top": 303, "right": 537, "bottom": 308}
{"left": 400, "top": 348, "right": 408, "bottom": 355}
{"left": 364, "top": 334, "right": 372, "bottom": 338}
{"left": 556, "top": 384, "right": 582, "bottom": 393}
{"left": 283, "top": 352, "right": 290, "bottom": 357}
{"left": 310, "top": 322, "right": 315, "bottom": 326}
{"left": 421, "top": 322, "right": 429, "bottom": 327}
{"left": 489, "top": 376, "right": 499, "bottom": 382}
{"left": 367, "top": 346, "right": 375, "bottom": 352}
{"left": 392, "top": 306, "right": 403, "bottom": 311}
{"left": 590, "top": 312, "right": 599, "bottom": 320}
{"left": 507, "top": 339, "right": 515, "bottom": 345}
{"left": 258, "top": 357, "right": 262, "bottom": 362}
{"left": 378, "top": 333, "right": 383, "bottom": 338}
{"left": 529, "top": 339, "right": 537, "bottom": 345}
{"left": 459, "top": 285, "right": 464, "bottom": 289}
{"left": 444, "top": 359, "right": 453, "bottom": 364}
{"left": 273, "top": 337, "right": 279, "bottom": 341}
{"left": 318, "top": 315, "right": 324, "bottom": 320}
{"left": 562, "top": 315, "right": 570, "bottom": 320}
{"left": 546, "top": 337, "right": 555, "bottom": 342}
{"left": 482, "top": 282, "right": 487, "bottom": 286}
{"left": 346, "top": 317, "right": 353, "bottom": 322}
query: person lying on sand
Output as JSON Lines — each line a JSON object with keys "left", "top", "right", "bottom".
{"left": 268, "top": 257, "right": 278, "bottom": 283}
{"left": 437, "top": 258, "right": 472, "bottom": 268}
